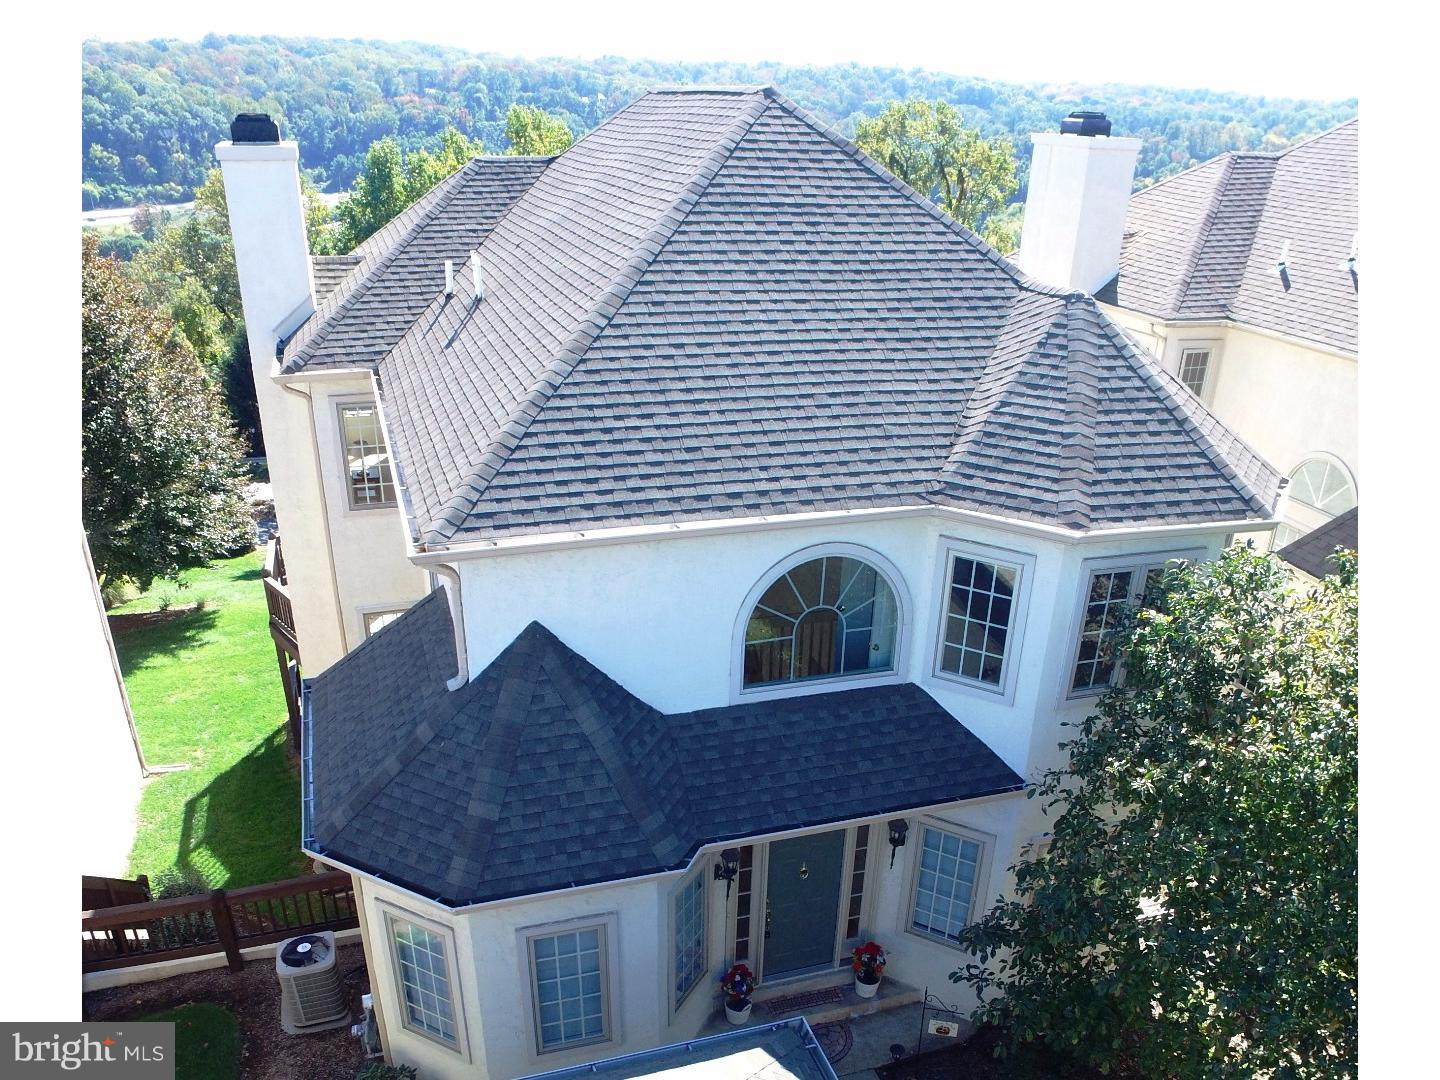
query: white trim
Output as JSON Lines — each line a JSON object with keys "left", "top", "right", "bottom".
{"left": 929, "top": 536, "right": 1037, "bottom": 706}
{"left": 729, "top": 543, "right": 911, "bottom": 705}
{"left": 1096, "top": 304, "right": 1357, "bottom": 361}
{"left": 517, "top": 912, "right": 621, "bottom": 1059}
{"left": 1058, "top": 547, "right": 1205, "bottom": 704}
{"left": 376, "top": 900, "right": 471, "bottom": 1061}
{"left": 899, "top": 818, "right": 997, "bottom": 951}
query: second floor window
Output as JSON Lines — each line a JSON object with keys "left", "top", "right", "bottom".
{"left": 1177, "top": 347, "right": 1213, "bottom": 399}
{"left": 339, "top": 402, "right": 396, "bottom": 509}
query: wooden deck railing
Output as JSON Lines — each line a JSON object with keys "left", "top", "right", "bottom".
{"left": 82, "top": 870, "right": 358, "bottom": 973}
{"left": 82, "top": 873, "right": 150, "bottom": 910}
{"left": 262, "top": 538, "right": 299, "bottom": 649}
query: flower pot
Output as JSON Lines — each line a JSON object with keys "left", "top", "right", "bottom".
{"left": 854, "top": 973, "right": 881, "bottom": 999}
{"left": 725, "top": 999, "right": 753, "bottom": 1025}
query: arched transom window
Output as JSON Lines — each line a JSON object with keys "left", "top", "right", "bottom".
{"left": 743, "top": 555, "right": 899, "bottom": 688}
{"left": 1273, "top": 455, "right": 1357, "bottom": 549}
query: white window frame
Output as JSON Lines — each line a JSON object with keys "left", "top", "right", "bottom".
{"left": 1062, "top": 548, "right": 1204, "bottom": 701}
{"left": 901, "top": 818, "right": 996, "bottom": 951}
{"left": 668, "top": 863, "right": 709, "bottom": 1014}
{"left": 517, "top": 913, "right": 620, "bottom": 1058}
{"left": 378, "top": 902, "right": 470, "bottom": 1060}
{"left": 929, "top": 538, "right": 1036, "bottom": 705}
{"left": 730, "top": 543, "right": 910, "bottom": 704}
{"left": 335, "top": 397, "right": 398, "bottom": 511}
{"left": 1173, "top": 339, "right": 1222, "bottom": 404}
{"left": 360, "top": 606, "right": 409, "bottom": 639}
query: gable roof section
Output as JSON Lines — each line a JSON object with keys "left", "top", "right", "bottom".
{"left": 1098, "top": 119, "right": 1357, "bottom": 354}
{"left": 305, "top": 599, "right": 1023, "bottom": 908}
{"left": 369, "top": 87, "right": 1279, "bottom": 546}
{"left": 281, "top": 155, "right": 552, "bottom": 372}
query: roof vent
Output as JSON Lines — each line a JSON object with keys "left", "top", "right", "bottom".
{"left": 1060, "top": 111, "right": 1112, "bottom": 137}
{"left": 470, "top": 250, "right": 486, "bottom": 301}
{"left": 231, "top": 113, "right": 281, "bottom": 144}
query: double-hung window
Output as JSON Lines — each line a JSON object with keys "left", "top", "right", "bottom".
{"left": 525, "top": 920, "right": 612, "bottom": 1054}
{"left": 1068, "top": 552, "right": 1200, "bottom": 696}
{"left": 907, "top": 822, "right": 992, "bottom": 946}
{"left": 338, "top": 401, "right": 396, "bottom": 509}
{"left": 1174, "top": 341, "right": 1220, "bottom": 403}
{"left": 672, "top": 869, "right": 706, "bottom": 1008}
{"left": 934, "top": 541, "right": 1033, "bottom": 698}
{"left": 386, "top": 910, "right": 463, "bottom": 1053}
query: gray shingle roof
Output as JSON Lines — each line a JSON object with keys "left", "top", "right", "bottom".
{"left": 304, "top": 591, "right": 1023, "bottom": 908}
{"left": 281, "top": 156, "right": 552, "bottom": 372}
{"left": 1097, "top": 120, "right": 1358, "bottom": 354}
{"left": 1276, "top": 505, "right": 1357, "bottom": 579}
{"left": 349, "top": 87, "right": 1280, "bottom": 544}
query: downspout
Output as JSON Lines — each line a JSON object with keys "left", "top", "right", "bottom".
{"left": 429, "top": 563, "right": 469, "bottom": 691}
{"left": 279, "top": 379, "right": 349, "bottom": 653}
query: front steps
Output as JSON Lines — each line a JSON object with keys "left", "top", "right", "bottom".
{"left": 701, "top": 968, "right": 921, "bottom": 1035}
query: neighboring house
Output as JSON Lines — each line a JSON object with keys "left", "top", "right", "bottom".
{"left": 1016, "top": 116, "right": 1358, "bottom": 550}
{"left": 218, "top": 89, "right": 1281, "bottom": 1079}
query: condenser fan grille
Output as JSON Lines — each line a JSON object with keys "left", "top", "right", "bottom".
{"left": 280, "top": 935, "right": 329, "bottom": 968}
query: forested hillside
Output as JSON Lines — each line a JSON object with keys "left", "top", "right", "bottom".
{"left": 82, "top": 36, "right": 1356, "bottom": 209}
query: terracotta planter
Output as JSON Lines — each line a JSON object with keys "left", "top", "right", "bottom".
{"left": 854, "top": 973, "right": 881, "bottom": 998}
{"left": 725, "top": 999, "right": 753, "bottom": 1025}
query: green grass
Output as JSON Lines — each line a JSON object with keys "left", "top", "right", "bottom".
{"left": 141, "top": 1004, "right": 240, "bottom": 1080}
{"left": 113, "top": 551, "right": 305, "bottom": 889}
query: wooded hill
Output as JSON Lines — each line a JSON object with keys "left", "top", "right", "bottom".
{"left": 83, "top": 35, "right": 1357, "bottom": 209}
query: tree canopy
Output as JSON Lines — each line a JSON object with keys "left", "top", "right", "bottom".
{"left": 504, "top": 103, "right": 575, "bottom": 156}
{"left": 331, "top": 127, "right": 484, "bottom": 250}
{"left": 953, "top": 546, "right": 1358, "bottom": 1079}
{"left": 856, "top": 99, "right": 1019, "bottom": 250}
{"left": 82, "top": 235, "right": 253, "bottom": 592}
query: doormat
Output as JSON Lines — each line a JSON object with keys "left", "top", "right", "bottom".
{"left": 810, "top": 1019, "right": 854, "bottom": 1066}
{"left": 759, "top": 986, "right": 844, "bottom": 1014}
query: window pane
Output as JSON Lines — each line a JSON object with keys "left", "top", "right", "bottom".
{"left": 911, "top": 827, "right": 982, "bottom": 943}
{"left": 340, "top": 404, "right": 396, "bottom": 507}
{"left": 940, "top": 554, "right": 1017, "bottom": 687}
{"left": 1178, "top": 349, "right": 1211, "bottom": 397}
{"left": 392, "top": 919, "right": 456, "bottom": 1044}
{"left": 533, "top": 928, "right": 607, "bottom": 1050}
{"left": 1071, "top": 570, "right": 1136, "bottom": 692}
{"left": 673, "top": 871, "right": 706, "bottom": 1005}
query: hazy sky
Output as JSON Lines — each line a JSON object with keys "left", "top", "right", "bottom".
{"left": 78, "top": 0, "right": 1359, "bottom": 102}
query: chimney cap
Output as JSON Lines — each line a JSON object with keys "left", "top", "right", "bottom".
{"left": 231, "top": 113, "right": 281, "bottom": 144}
{"left": 1060, "top": 111, "right": 1113, "bottom": 137}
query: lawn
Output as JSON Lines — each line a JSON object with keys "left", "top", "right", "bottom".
{"left": 141, "top": 1004, "right": 241, "bottom": 1080}
{"left": 112, "top": 551, "right": 306, "bottom": 889}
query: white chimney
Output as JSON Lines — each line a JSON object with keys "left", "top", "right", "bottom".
{"left": 1016, "top": 112, "right": 1141, "bottom": 296}
{"left": 215, "top": 114, "right": 316, "bottom": 360}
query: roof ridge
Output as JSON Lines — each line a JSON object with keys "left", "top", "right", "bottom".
{"left": 1093, "top": 302, "right": 1278, "bottom": 518}
{"left": 759, "top": 88, "right": 1073, "bottom": 300}
{"left": 422, "top": 92, "right": 774, "bottom": 543}
{"left": 1053, "top": 300, "right": 1102, "bottom": 529}
{"left": 1174, "top": 154, "right": 1279, "bottom": 318}
{"left": 1170, "top": 152, "right": 1242, "bottom": 316}
{"left": 286, "top": 163, "right": 480, "bottom": 370}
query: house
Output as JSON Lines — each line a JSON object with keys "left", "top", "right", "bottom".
{"left": 218, "top": 88, "right": 1281, "bottom": 1079}
{"left": 1016, "top": 115, "right": 1358, "bottom": 550}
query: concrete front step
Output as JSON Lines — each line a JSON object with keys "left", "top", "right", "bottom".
{"left": 702, "top": 970, "right": 920, "bottom": 1035}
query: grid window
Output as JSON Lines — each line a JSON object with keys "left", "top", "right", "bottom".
{"left": 845, "top": 825, "right": 870, "bottom": 940}
{"left": 339, "top": 403, "right": 396, "bottom": 509}
{"left": 1177, "top": 348, "right": 1212, "bottom": 398}
{"left": 939, "top": 556, "right": 1018, "bottom": 687}
{"left": 363, "top": 609, "right": 406, "bottom": 638}
{"left": 1071, "top": 569, "right": 1137, "bottom": 692}
{"left": 673, "top": 871, "right": 706, "bottom": 1006}
{"left": 531, "top": 928, "right": 607, "bottom": 1051}
{"left": 732, "top": 846, "right": 755, "bottom": 962}
{"left": 1288, "top": 458, "right": 1356, "bottom": 515}
{"left": 392, "top": 919, "right": 457, "bottom": 1044}
{"left": 911, "top": 826, "right": 983, "bottom": 944}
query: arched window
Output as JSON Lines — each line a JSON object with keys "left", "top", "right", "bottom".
{"left": 1273, "top": 455, "right": 1357, "bottom": 549}
{"left": 743, "top": 553, "right": 899, "bottom": 689}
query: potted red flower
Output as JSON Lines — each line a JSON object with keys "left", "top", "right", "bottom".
{"left": 720, "top": 963, "right": 756, "bottom": 1024}
{"left": 851, "top": 941, "right": 887, "bottom": 998}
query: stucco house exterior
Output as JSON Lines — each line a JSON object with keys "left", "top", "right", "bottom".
{"left": 218, "top": 88, "right": 1282, "bottom": 1079}
{"left": 1016, "top": 117, "right": 1358, "bottom": 551}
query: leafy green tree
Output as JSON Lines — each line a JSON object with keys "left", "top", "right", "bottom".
{"left": 405, "top": 127, "right": 486, "bottom": 201}
{"left": 82, "top": 235, "right": 252, "bottom": 594}
{"left": 504, "top": 103, "right": 574, "bottom": 156}
{"left": 333, "top": 128, "right": 482, "bottom": 250}
{"left": 856, "top": 100, "right": 1018, "bottom": 250}
{"left": 953, "top": 546, "right": 1357, "bottom": 1079}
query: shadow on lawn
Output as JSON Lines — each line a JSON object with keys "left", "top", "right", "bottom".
{"left": 110, "top": 605, "right": 221, "bottom": 680}
{"left": 177, "top": 727, "right": 304, "bottom": 887}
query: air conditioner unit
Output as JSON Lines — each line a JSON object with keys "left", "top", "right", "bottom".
{"left": 276, "top": 931, "right": 349, "bottom": 1034}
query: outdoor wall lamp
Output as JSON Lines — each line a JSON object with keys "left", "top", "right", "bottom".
{"left": 714, "top": 848, "right": 741, "bottom": 898}
{"left": 888, "top": 819, "right": 909, "bottom": 868}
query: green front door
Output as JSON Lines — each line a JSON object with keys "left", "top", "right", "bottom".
{"left": 763, "top": 830, "right": 847, "bottom": 978}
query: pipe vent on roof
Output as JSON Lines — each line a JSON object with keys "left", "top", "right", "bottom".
{"left": 444, "top": 259, "right": 455, "bottom": 297}
{"left": 470, "top": 251, "right": 485, "bottom": 301}
{"left": 1060, "top": 111, "right": 1112, "bottom": 137}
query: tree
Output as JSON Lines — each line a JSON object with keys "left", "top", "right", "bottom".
{"left": 855, "top": 100, "right": 1019, "bottom": 251}
{"left": 953, "top": 546, "right": 1357, "bottom": 1079}
{"left": 82, "top": 235, "right": 252, "bottom": 594}
{"left": 504, "top": 103, "right": 574, "bottom": 156}
{"left": 332, "top": 128, "right": 482, "bottom": 250}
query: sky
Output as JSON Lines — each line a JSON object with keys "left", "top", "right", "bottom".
{"left": 75, "top": 0, "right": 1360, "bottom": 102}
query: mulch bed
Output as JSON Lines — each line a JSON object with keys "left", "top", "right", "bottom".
{"left": 875, "top": 1024, "right": 1146, "bottom": 1080}
{"left": 84, "top": 943, "right": 370, "bottom": 1080}
{"left": 107, "top": 604, "right": 203, "bottom": 632}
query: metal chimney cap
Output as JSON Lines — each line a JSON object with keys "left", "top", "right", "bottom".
{"left": 231, "top": 113, "right": 281, "bottom": 144}
{"left": 1060, "top": 111, "right": 1113, "bottom": 137}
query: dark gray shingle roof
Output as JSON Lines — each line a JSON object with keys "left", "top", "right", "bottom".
{"left": 304, "top": 592, "right": 1023, "bottom": 908}
{"left": 1276, "top": 505, "right": 1357, "bottom": 579}
{"left": 1097, "top": 120, "right": 1358, "bottom": 354}
{"left": 281, "top": 156, "right": 552, "bottom": 372}
{"left": 357, "top": 87, "right": 1279, "bottom": 544}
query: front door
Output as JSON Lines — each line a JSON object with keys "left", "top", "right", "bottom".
{"left": 763, "top": 830, "right": 846, "bottom": 979}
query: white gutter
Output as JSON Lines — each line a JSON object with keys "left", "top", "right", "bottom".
{"left": 302, "top": 787, "right": 1025, "bottom": 917}
{"left": 429, "top": 563, "right": 469, "bottom": 691}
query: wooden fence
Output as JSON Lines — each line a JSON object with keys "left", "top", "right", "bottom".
{"left": 82, "top": 870, "right": 358, "bottom": 973}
